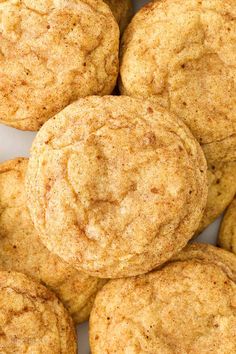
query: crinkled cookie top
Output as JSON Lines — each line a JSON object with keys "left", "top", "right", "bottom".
{"left": 26, "top": 96, "right": 207, "bottom": 278}
{"left": 90, "top": 244, "right": 236, "bottom": 354}
{"left": 0, "top": 158, "right": 106, "bottom": 324}
{"left": 120, "top": 0, "right": 236, "bottom": 162}
{"left": 0, "top": 271, "right": 76, "bottom": 353}
{"left": 0, "top": 0, "right": 119, "bottom": 130}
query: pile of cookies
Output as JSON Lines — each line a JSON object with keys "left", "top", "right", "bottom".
{"left": 0, "top": 0, "right": 235, "bottom": 353}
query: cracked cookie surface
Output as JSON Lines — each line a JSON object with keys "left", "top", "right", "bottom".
{"left": 104, "top": 0, "right": 133, "bottom": 34}
{"left": 0, "top": 0, "right": 119, "bottom": 130}
{"left": 0, "top": 271, "right": 76, "bottom": 353}
{"left": 0, "top": 158, "right": 106, "bottom": 324}
{"left": 120, "top": 0, "right": 236, "bottom": 163}
{"left": 26, "top": 96, "right": 207, "bottom": 278}
{"left": 90, "top": 244, "right": 236, "bottom": 354}
{"left": 219, "top": 198, "right": 236, "bottom": 255}
{"left": 196, "top": 160, "right": 236, "bottom": 234}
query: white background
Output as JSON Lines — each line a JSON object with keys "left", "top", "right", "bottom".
{"left": 0, "top": 1, "right": 219, "bottom": 352}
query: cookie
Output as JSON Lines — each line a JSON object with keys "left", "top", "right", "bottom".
{"left": 0, "top": 158, "right": 106, "bottom": 324}
{"left": 0, "top": 0, "right": 119, "bottom": 131}
{"left": 0, "top": 271, "right": 76, "bottom": 353}
{"left": 219, "top": 198, "right": 236, "bottom": 254}
{"left": 120, "top": 0, "right": 236, "bottom": 163}
{"left": 196, "top": 161, "right": 236, "bottom": 234}
{"left": 171, "top": 243, "right": 236, "bottom": 279}
{"left": 26, "top": 96, "right": 207, "bottom": 278}
{"left": 90, "top": 243, "right": 236, "bottom": 354}
{"left": 105, "top": 0, "right": 133, "bottom": 34}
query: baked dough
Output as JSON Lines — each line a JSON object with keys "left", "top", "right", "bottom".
{"left": 104, "top": 0, "right": 133, "bottom": 33}
{"left": 120, "top": 0, "right": 236, "bottom": 163}
{"left": 90, "top": 243, "right": 236, "bottom": 354}
{"left": 219, "top": 198, "right": 236, "bottom": 254}
{"left": 196, "top": 161, "right": 236, "bottom": 234}
{"left": 0, "top": 0, "right": 119, "bottom": 130}
{"left": 0, "top": 158, "right": 106, "bottom": 324}
{"left": 26, "top": 96, "right": 207, "bottom": 278}
{"left": 0, "top": 270, "right": 76, "bottom": 353}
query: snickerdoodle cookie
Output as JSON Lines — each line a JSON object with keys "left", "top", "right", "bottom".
{"left": 120, "top": 0, "right": 236, "bottom": 163}
{"left": 0, "top": 158, "right": 106, "bottom": 324}
{"left": 196, "top": 161, "right": 236, "bottom": 234}
{"left": 0, "top": 0, "right": 119, "bottom": 131}
{"left": 26, "top": 96, "right": 207, "bottom": 278}
{"left": 90, "top": 244, "right": 236, "bottom": 354}
{"left": 0, "top": 271, "right": 76, "bottom": 353}
{"left": 219, "top": 198, "right": 236, "bottom": 254}
{"left": 104, "top": 0, "right": 133, "bottom": 33}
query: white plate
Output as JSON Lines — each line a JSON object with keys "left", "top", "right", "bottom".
{"left": 0, "top": 1, "right": 218, "bottom": 353}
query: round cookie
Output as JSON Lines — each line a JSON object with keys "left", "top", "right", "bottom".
{"left": 171, "top": 243, "right": 236, "bottom": 280}
{"left": 90, "top": 244, "right": 236, "bottom": 354}
{"left": 196, "top": 161, "right": 236, "bottom": 234}
{"left": 0, "top": 158, "right": 106, "bottom": 324}
{"left": 0, "top": 0, "right": 119, "bottom": 131}
{"left": 26, "top": 96, "right": 207, "bottom": 278}
{"left": 0, "top": 271, "right": 76, "bottom": 353}
{"left": 120, "top": 0, "right": 236, "bottom": 163}
{"left": 104, "top": 0, "right": 133, "bottom": 34}
{"left": 219, "top": 198, "right": 236, "bottom": 254}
